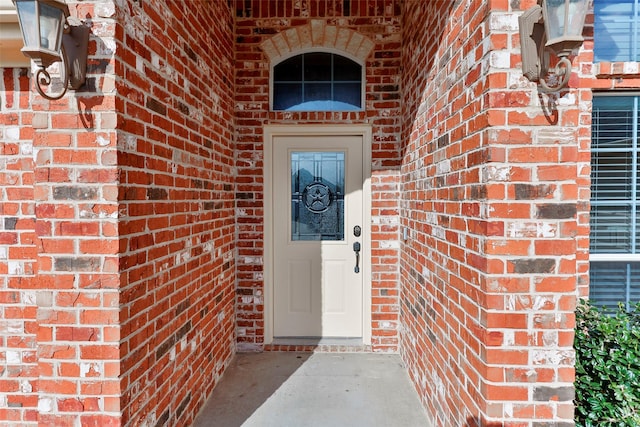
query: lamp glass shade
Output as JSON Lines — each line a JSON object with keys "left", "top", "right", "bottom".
{"left": 38, "top": 1, "right": 65, "bottom": 52}
{"left": 543, "top": 0, "right": 589, "bottom": 42}
{"left": 13, "top": 0, "right": 38, "bottom": 49}
{"left": 12, "top": 0, "right": 68, "bottom": 66}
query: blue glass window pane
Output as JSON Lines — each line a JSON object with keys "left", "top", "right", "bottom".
{"left": 591, "top": 150, "right": 633, "bottom": 201}
{"left": 274, "top": 55, "right": 302, "bottom": 81}
{"left": 590, "top": 262, "right": 640, "bottom": 309}
{"left": 590, "top": 205, "right": 633, "bottom": 253}
{"left": 591, "top": 96, "right": 640, "bottom": 253}
{"left": 273, "top": 53, "right": 362, "bottom": 111}
{"left": 334, "top": 82, "right": 362, "bottom": 107}
{"left": 305, "top": 83, "right": 332, "bottom": 101}
{"left": 304, "top": 52, "right": 331, "bottom": 81}
{"left": 273, "top": 83, "right": 302, "bottom": 110}
{"left": 594, "top": 0, "right": 640, "bottom": 62}
{"left": 333, "top": 55, "right": 361, "bottom": 80}
{"left": 592, "top": 97, "right": 634, "bottom": 149}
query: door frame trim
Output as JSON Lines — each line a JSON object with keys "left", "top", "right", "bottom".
{"left": 263, "top": 125, "right": 373, "bottom": 345}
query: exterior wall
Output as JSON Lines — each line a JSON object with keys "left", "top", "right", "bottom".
{"left": 400, "top": 1, "right": 587, "bottom": 425}
{"left": 0, "top": 68, "right": 38, "bottom": 424}
{"left": 114, "top": 0, "right": 236, "bottom": 425}
{"left": 233, "top": 0, "right": 403, "bottom": 352}
{"left": 2, "top": 1, "right": 122, "bottom": 423}
{"left": 0, "top": 0, "right": 236, "bottom": 425}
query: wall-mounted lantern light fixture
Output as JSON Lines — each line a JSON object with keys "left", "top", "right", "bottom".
{"left": 12, "top": 0, "right": 89, "bottom": 100}
{"left": 518, "top": 0, "right": 589, "bottom": 92}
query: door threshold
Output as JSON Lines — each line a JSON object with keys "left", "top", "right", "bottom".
{"left": 272, "top": 337, "right": 363, "bottom": 346}
{"left": 265, "top": 337, "right": 371, "bottom": 352}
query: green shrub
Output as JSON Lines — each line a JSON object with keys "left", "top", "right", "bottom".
{"left": 574, "top": 299, "right": 640, "bottom": 426}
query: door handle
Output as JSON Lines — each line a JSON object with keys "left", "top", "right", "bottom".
{"left": 353, "top": 242, "right": 361, "bottom": 273}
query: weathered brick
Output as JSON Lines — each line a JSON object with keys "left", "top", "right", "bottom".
{"left": 511, "top": 258, "right": 556, "bottom": 274}
{"left": 146, "top": 187, "right": 168, "bottom": 200}
{"left": 145, "top": 97, "right": 167, "bottom": 116}
{"left": 52, "top": 186, "right": 98, "bottom": 201}
{"left": 54, "top": 257, "right": 101, "bottom": 272}
{"left": 533, "top": 386, "right": 575, "bottom": 402}
{"left": 514, "top": 184, "right": 556, "bottom": 200}
{"left": 537, "top": 203, "right": 577, "bottom": 219}
{"left": 175, "top": 392, "right": 191, "bottom": 419}
{"left": 4, "top": 217, "right": 18, "bottom": 230}
{"left": 155, "top": 409, "right": 170, "bottom": 427}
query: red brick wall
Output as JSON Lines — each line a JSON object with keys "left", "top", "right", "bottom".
{"left": 115, "top": 0, "right": 236, "bottom": 425}
{"left": 400, "top": 0, "right": 585, "bottom": 425}
{"left": 1, "top": 0, "right": 236, "bottom": 425}
{"left": 0, "top": 1, "right": 123, "bottom": 424}
{"left": 0, "top": 68, "right": 38, "bottom": 424}
{"left": 233, "top": 0, "right": 403, "bottom": 352}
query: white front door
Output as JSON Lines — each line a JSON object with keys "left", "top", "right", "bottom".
{"left": 272, "top": 135, "right": 364, "bottom": 338}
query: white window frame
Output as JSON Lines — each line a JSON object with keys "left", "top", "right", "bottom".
{"left": 590, "top": 92, "right": 640, "bottom": 309}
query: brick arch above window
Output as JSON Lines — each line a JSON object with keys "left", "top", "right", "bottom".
{"left": 260, "top": 20, "right": 375, "bottom": 64}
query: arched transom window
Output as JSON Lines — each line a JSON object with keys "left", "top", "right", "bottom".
{"left": 272, "top": 52, "right": 363, "bottom": 111}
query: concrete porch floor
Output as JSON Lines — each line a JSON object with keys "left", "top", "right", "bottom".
{"left": 193, "top": 352, "right": 431, "bottom": 427}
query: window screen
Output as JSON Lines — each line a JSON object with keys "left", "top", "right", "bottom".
{"left": 594, "top": 0, "right": 640, "bottom": 62}
{"left": 273, "top": 53, "right": 362, "bottom": 111}
{"left": 590, "top": 95, "right": 640, "bottom": 309}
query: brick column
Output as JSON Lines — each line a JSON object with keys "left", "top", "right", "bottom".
{"left": 32, "top": 102, "right": 120, "bottom": 424}
{"left": 400, "top": 1, "right": 584, "bottom": 425}
{"left": 481, "top": 2, "right": 585, "bottom": 423}
{"left": 0, "top": 68, "right": 39, "bottom": 423}
{"left": 29, "top": 1, "right": 121, "bottom": 424}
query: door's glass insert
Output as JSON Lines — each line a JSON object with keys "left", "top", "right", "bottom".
{"left": 291, "top": 151, "right": 345, "bottom": 241}
{"left": 303, "top": 182, "right": 332, "bottom": 213}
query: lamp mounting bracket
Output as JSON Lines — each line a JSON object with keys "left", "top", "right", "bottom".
{"left": 519, "top": 5, "right": 545, "bottom": 83}
{"left": 63, "top": 21, "right": 89, "bottom": 90}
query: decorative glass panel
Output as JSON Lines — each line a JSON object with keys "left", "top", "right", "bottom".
{"left": 273, "top": 53, "right": 362, "bottom": 111}
{"left": 291, "top": 151, "right": 345, "bottom": 241}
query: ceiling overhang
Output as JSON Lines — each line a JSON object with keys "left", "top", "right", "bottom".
{"left": 0, "top": 0, "right": 30, "bottom": 67}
